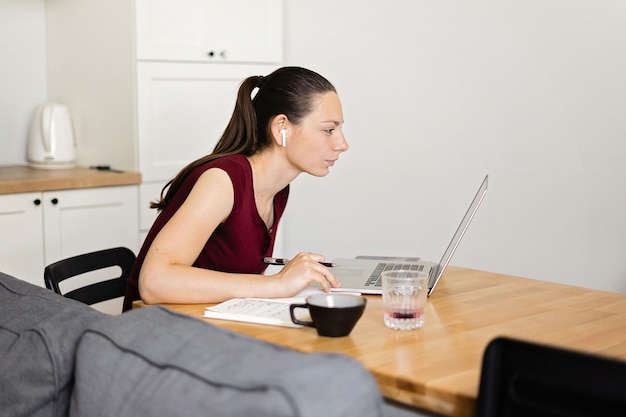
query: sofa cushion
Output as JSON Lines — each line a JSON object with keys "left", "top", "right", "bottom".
{"left": 70, "top": 306, "right": 384, "bottom": 417}
{"left": 0, "top": 271, "right": 106, "bottom": 417}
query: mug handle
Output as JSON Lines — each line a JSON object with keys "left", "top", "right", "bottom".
{"left": 289, "top": 303, "right": 315, "bottom": 327}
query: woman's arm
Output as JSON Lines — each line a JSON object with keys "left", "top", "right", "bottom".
{"left": 138, "top": 168, "right": 338, "bottom": 305}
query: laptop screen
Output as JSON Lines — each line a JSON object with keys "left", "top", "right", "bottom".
{"left": 431, "top": 175, "right": 488, "bottom": 287}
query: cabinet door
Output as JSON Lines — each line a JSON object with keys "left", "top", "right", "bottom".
{"left": 42, "top": 186, "right": 139, "bottom": 266}
{"left": 136, "top": 0, "right": 283, "bottom": 63}
{"left": 137, "top": 62, "right": 276, "bottom": 182}
{"left": 139, "top": 181, "right": 162, "bottom": 241}
{"left": 0, "top": 193, "right": 45, "bottom": 286}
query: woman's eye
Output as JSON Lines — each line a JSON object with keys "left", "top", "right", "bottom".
{"left": 324, "top": 128, "right": 334, "bottom": 135}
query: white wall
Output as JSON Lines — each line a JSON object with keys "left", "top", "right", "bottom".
{"left": 281, "top": 1, "right": 626, "bottom": 293}
{"left": 0, "top": 0, "right": 47, "bottom": 165}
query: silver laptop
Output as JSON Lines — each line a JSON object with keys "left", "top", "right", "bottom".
{"left": 330, "top": 175, "right": 488, "bottom": 296}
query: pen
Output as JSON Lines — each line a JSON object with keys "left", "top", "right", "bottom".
{"left": 262, "top": 257, "right": 336, "bottom": 268}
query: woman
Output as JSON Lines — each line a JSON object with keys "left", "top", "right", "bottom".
{"left": 123, "top": 67, "right": 348, "bottom": 311}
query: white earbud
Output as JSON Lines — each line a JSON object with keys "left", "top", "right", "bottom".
{"left": 280, "top": 128, "right": 286, "bottom": 147}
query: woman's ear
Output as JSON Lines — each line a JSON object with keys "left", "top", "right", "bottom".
{"left": 270, "top": 115, "right": 289, "bottom": 148}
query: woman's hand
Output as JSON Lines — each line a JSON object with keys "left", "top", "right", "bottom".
{"left": 273, "top": 252, "right": 341, "bottom": 294}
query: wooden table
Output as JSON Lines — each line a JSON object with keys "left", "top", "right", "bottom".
{"left": 134, "top": 266, "right": 626, "bottom": 417}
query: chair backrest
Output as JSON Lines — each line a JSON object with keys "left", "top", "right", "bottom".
{"left": 44, "top": 247, "right": 136, "bottom": 307}
{"left": 476, "top": 336, "right": 626, "bottom": 417}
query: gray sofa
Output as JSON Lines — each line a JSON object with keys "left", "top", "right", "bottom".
{"left": 0, "top": 271, "right": 427, "bottom": 417}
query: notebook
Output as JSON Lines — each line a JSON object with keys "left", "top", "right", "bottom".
{"left": 330, "top": 175, "right": 488, "bottom": 296}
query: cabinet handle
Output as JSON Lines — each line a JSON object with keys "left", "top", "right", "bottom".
{"left": 33, "top": 198, "right": 41, "bottom": 206}
{"left": 51, "top": 198, "right": 59, "bottom": 205}
{"left": 207, "top": 50, "right": 227, "bottom": 59}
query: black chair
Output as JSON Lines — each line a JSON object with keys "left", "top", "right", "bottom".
{"left": 44, "top": 247, "right": 136, "bottom": 307}
{"left": 476, "top": 336, "right": 626, "bottom": 417}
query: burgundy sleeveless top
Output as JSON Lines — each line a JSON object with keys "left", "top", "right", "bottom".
{"left": 123, "top": 154, "right": 289, "bottom": 311}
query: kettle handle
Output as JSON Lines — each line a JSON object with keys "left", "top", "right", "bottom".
{"left": 40, "top": 104, "right": 57, "bottom": 155}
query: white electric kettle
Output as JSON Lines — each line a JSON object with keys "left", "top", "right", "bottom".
{"left": 27, "top": 102, "right": 77, "bottom": 169}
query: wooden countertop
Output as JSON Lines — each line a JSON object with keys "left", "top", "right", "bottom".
{"left": 0, "top": 165, "right": 141, "bottom": 194}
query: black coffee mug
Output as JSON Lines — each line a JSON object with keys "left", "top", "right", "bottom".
{"left": 289, "top": 294, "right": 366, "bottom": 337}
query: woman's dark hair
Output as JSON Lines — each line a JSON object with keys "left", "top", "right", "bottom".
{"left": 150, "top": 66, "right": 336, "bottom": 211}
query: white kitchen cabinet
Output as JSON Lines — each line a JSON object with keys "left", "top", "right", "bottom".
{"left": 139, "top": 182, "right": 161, "bottom": 243}
{"left": 135, "top": 0, "right": 282, "bottom": 63}
{"left": 0, "top": 192, "right": 45, "bottom": 286}
{"left": 0, "top": 186, "right": 139, "bottom": 287}
{"left": 41, "top": 186, "right": 139, "bottom": 265}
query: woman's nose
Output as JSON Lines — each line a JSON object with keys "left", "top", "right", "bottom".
{"left": 335, "top": 133, "right": 349, "bottom": 152}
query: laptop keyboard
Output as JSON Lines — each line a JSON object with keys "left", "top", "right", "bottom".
{"left": 365, "top": 263, "right": 425, "bottom": 287}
